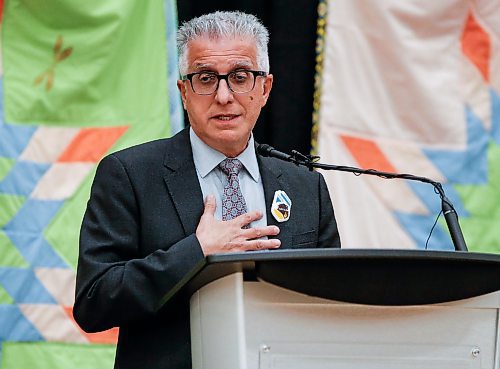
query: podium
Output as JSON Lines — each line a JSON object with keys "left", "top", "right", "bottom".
{"left": 164, "top": 249, "right": 500, "bottom": 369}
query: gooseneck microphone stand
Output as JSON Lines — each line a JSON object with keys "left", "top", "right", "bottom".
{"left": 257, "top": 144, "right": 468, "bottom": 252}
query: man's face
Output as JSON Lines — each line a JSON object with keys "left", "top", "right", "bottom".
{"left": 177, "top": 36, "right": 273, "bottom": 157}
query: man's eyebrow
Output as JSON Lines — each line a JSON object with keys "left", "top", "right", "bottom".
{"left": 192, "top": 63, "right": 214, "bottom": 71}
{"left": 231, "top": 61, "right": 253, "bottom": 69}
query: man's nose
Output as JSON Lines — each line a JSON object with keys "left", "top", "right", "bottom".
{"left": 215, "top": 79, "right": 234, "bottom": 104}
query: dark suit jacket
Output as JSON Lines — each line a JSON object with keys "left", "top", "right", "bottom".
{"left": 74, "top": 128, "right": 340, "bottom": 369}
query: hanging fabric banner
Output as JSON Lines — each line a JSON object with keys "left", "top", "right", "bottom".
{"left": 0, "top": 0, "right": 181, "bottom": 367}
{"left": 316, "top": 0, "right": 500, "bottom": 253}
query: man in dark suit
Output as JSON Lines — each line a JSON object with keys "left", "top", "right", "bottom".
{"left": 74, "top": 11, "right": 340, "bottom": 369}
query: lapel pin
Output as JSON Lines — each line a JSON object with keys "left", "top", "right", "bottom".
{"left": 271, "top": 190, "right": 292, "bottom": 222}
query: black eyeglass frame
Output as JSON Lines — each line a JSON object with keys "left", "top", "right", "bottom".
{"left": 181, "top": 70, "right": 267, "bottom": 95}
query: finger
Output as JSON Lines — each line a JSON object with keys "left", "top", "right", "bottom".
{"left": 241, "top": 225, "right": 280, "bottom": 239}
{"left": 203, "top": 195, "right": 216, "bottom": 217}
{"left": 233, "top": 210, "right": 263, "bottom": 227}
{"left": 241, "top": 238, "right": 281, "bottom": 251}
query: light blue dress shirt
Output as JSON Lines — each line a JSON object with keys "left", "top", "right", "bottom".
{"left": 189, "top": 128, "right": 268, "bottom": 229}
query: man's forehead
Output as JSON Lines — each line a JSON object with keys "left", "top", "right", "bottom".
{"left": 186, "top": 35, "right": 258, "bottom": 71}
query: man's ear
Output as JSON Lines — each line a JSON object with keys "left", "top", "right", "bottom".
{"left": 177, "top": 80, "right": 188, "bottom": 109}
{"left": 261, "top": 74, "right": 273, "bottom": 107}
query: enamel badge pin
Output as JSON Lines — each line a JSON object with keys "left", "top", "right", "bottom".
{"left": 271, "top": 190, "right": 292, "bottom": 222}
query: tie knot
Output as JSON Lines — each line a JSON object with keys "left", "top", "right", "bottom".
{"left": 219, "top": 158, "right": 243, "bottom": 176}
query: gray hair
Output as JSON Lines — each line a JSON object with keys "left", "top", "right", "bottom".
{"left": 177, "top": 11, "right": 270, "bottom": 75}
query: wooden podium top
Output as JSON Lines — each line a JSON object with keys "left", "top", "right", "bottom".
{"left": 160, "top": 249, "right": 500, "bottom": 307}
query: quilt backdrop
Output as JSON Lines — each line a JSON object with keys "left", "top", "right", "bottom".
{"left": 316, "top": 0, "right": 500, "bottom": 253}
{"left": 0, "top": 0, "right": 181, "bottom": 368}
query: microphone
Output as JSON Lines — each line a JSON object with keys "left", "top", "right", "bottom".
{"left": 257, "top": 143, "right": 468, "bottom": 252}
{"left": 257, "top": 144, "right": 295, "bottom": 162}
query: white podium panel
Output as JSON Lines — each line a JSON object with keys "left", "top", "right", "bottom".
{"left": 190, "top": 273, "right": 499, "bottom": 369}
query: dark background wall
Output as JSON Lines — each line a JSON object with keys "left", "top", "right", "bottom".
{"left": 177, "top": 0, "right": 319, "bottom": 155}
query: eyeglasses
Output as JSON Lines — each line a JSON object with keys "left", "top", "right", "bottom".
{"left": 182, "top": 70, "right": 267, "bottom": 95}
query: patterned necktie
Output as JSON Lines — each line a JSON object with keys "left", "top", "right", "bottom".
{"left": 219, "top": 158, "right": 248, "bottom": 221}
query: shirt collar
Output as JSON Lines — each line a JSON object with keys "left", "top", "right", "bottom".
{"left": 190, "top": 127, "right": 260, "bottom": 182}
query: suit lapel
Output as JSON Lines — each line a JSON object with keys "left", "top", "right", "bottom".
{"left": 258, "top": 156, "right": 293, "bottom": 248}
{"left": 163, "top": 129, "right": 204, "bottom": 236}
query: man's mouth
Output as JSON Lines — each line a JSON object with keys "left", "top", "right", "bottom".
{"left": 213, "top": 114, "right": 239, "bottom": 121}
